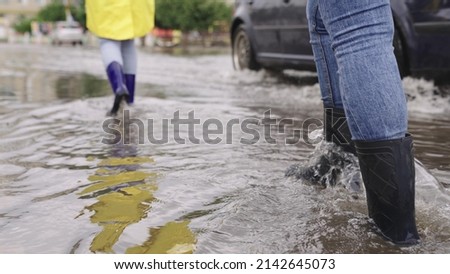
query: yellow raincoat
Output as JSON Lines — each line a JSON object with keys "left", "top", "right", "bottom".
{"left": 86, "top": 0, "right": 155, "bottom": 40}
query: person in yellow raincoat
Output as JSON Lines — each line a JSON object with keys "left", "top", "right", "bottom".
{"left": 85, "top": 0, "right": 155, "bottom": 116}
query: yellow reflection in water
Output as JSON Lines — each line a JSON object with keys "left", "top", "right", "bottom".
{"left": 82, "top": 170, "right": 155, "bottom": 195}
{"left": 82, "top": 155, "right": 157, "bottom": 253}
{"left": 81, "top": 152, "right": 196, "bottom": 254}
{"left": 97, "top": 157, "right": 154, "bottom": 167}
{"left": 88, "top": 185, "right": 156, "bottom": 253}
{"left": 127, "top": 221, "right": 196, "bottom": 254}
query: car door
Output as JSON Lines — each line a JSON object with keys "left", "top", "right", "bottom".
{"left": 248, "top": 0, "right": 284, "bottom": 58}
{"left": 406, "top": 0, "right": 450, "bottom": 68}
{"left": 278, "top": 0, "right": 314, "bottom": 64}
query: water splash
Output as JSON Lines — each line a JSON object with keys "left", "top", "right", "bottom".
{"left": 285, "top": 130, "right": 362, "bottom": 194}
{"left": 403, "top": 77, "right": 450, "bottom": 114}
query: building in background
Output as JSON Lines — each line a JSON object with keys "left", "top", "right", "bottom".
{"left": 0, "top": 0, "right": 51, "bottom": 17}
{"left": 0, "top": 0, "right": 51, "bottom": 37}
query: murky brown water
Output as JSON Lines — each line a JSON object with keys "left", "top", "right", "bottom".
{"left": 0, "top": 44, "right": 449, "bottom": 254}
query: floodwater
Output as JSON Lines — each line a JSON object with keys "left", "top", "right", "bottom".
{"left": 0, "top": 44, "right": 449, "bottom": 254}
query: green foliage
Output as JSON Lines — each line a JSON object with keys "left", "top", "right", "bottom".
{"left": 35, "top": 0, "right": 86, "bottom": 27}
{"left": 73, "top": 0, "right": 87, "bottom": 29}
{"left": 155, "top": 0, "right": 182, "bottom": 30}
{"left": 155, "top": 0, "right": 232, "bottom": 32}
{"left": 13, "top": 0, "right": 86, "bottom": 34}
{"left": 36, "top": 2, "right": 66, "bottom": 22}
{"left": 13, "top": 16, "right": 33, "bottom": 34}
{"left": 11, "top": 0, "right": 86, "bottom": 34}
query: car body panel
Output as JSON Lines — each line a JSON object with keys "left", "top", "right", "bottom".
{"left": 279, "top": 0, "right": 311, "bottom": 58}
{"left": 406, "top": 0, "right": 450, "bottom": 79}
{"left": 51, "top": 21, "right": 84, "bottom": 45}
{"left": 231, "top": 0, "right": 450, "bottom": 82}
{"left": 250, "top": 0, "right": 283, "bottom": 55}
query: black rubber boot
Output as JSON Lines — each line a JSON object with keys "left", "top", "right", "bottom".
{"left": 355, "top": 134, "right": 420, "bottom": 245}
{"left": 324, "top": 108, "right": 356, "bottom": 155}
{"left": 106, "top": 61, "right": 129, "bottom": 117}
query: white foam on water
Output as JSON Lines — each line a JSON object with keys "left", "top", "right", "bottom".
{"left": 403, "top": 77, "right": 450, "bottom": 114}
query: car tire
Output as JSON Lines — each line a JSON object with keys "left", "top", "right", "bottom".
{"left": 232, "top": 25, "right": 260, "bottom": 71}
{"left": 393, "top": 28, "right": 408, "bottom": 78}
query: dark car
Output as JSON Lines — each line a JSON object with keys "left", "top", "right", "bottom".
{"left": 231, "top": 0, "right": 450, "bottom": 82}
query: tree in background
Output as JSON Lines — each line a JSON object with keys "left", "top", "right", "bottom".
{"left": 155, "top": 0, "right": 232, "bottom": 46}
{"left": 73, "top": 0, "right": 87, "bottom": 29}
{"left": 13, "top": 0, "right": 86, "bottom": 34}
{"left": 13, "top": 16, "right": 33, "bottom": 34}
{"left": 37, "top": 0, "right": 85, "bottom": 26}
{"left": 36, "top": 1, "right": 66, "bottom": 22}
{"left": 155, "top": 0, "right": 232, "bottom": 32}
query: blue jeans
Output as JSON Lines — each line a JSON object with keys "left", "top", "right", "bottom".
{"left": 307, "top": 0, "right": 407, "bottom": 141}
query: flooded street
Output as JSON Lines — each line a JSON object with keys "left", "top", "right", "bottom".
{"left": 0, "top": 44, "right": 449, "bottom": 254}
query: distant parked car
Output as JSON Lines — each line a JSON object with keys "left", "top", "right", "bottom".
{"left": 0, "top": 25, "right": 7, "bottom": 42}
{"left": 51, "top": 21, "right": 84, "bottom": 46}
{"left": 231, "top": 0, "right": 450, "bottom": 83}
{"left": 152, "top": 28, "right": 182, "bottom": 48}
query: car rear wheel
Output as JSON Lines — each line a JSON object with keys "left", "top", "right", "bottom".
{"left": 232, "top": 25, "right": 260, "bottom": 71}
